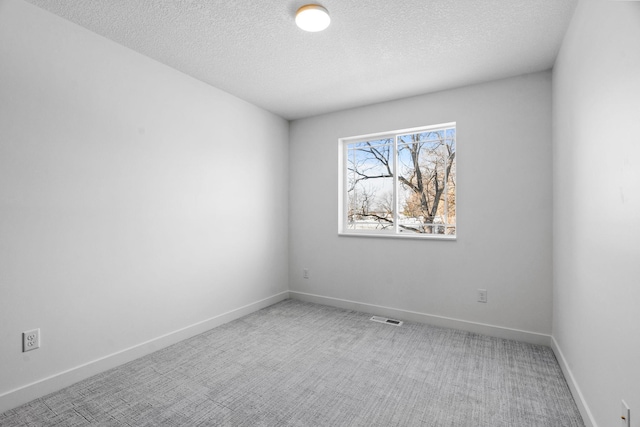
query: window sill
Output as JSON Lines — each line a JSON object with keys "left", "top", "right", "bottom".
{"left": 338, "top": 231, "right": 456, "bottom": 241}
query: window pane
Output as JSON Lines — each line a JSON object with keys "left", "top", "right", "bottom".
{"left": 347, "top": 140, "right": 394, "bottom": 231}
{"left": 396, "top": 129, "right": 455, "bottom": 235}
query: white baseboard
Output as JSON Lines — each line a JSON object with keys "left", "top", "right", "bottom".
{"left": 289, "top": 291, "right": 551, "bottom": 346}
{"left": 0, "top": 291, "right": 289, "bottom": 414}
{"left": 551, "top": 336, "right": 597, "bottom": 427}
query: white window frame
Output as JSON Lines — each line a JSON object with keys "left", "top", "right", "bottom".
{"left": 338, "top": 122, "right": 456, "bottom": 240}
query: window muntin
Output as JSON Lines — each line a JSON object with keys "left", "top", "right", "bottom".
{"left": 340, "top": 123, "right": 456, "bottom": 239}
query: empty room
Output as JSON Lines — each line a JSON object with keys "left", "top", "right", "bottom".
{"left": 1, "top": 0, "right": 638, "bottom": 426}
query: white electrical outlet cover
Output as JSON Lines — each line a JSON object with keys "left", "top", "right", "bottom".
{"left": 23, "top": 328, "right": 40, "bottom": 352}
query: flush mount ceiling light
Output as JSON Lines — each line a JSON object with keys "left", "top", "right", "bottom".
{"left": 295, "top": 4, "right": 330, "bottom": 32}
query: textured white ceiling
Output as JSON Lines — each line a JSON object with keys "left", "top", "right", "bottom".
{"left": 23, "top": 0, "right": 577, "bottom": 120}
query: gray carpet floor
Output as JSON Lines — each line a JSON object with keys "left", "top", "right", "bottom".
{"left": 1, "top": 299, "right": 584, "bottom": 426}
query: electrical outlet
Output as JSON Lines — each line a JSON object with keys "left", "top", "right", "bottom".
{"left": 477, "top": 289, "right": 487, "bottom": 303}
{"left": 23, "top": 328, "right": 40, "bottom": 352}
{"left": 303, "top": 268, "right": 309, "bottom": 279}
{"left": 621, "top": 400, "right": 630, "bottom": 427}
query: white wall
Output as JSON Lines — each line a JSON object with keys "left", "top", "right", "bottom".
{"left": 289, "top": 72, "right": 553, "bottom": 342}
{"left": 552, "top": 1, "right": 640, "bottom": 426}
{"left": 0, "top": 0, "right": 289, "bottom": 411}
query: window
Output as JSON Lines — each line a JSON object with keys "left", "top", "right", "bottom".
{"left": 339, "top": 123, "right": 456, "bottom": 239}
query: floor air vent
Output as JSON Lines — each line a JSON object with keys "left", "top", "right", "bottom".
{"left": 370, "top": 316, "right": 403, "bottom": 326}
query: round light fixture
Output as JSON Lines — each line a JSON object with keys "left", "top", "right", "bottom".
{"left": 295, "top": 4, "right": 330, "bottom": 32}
